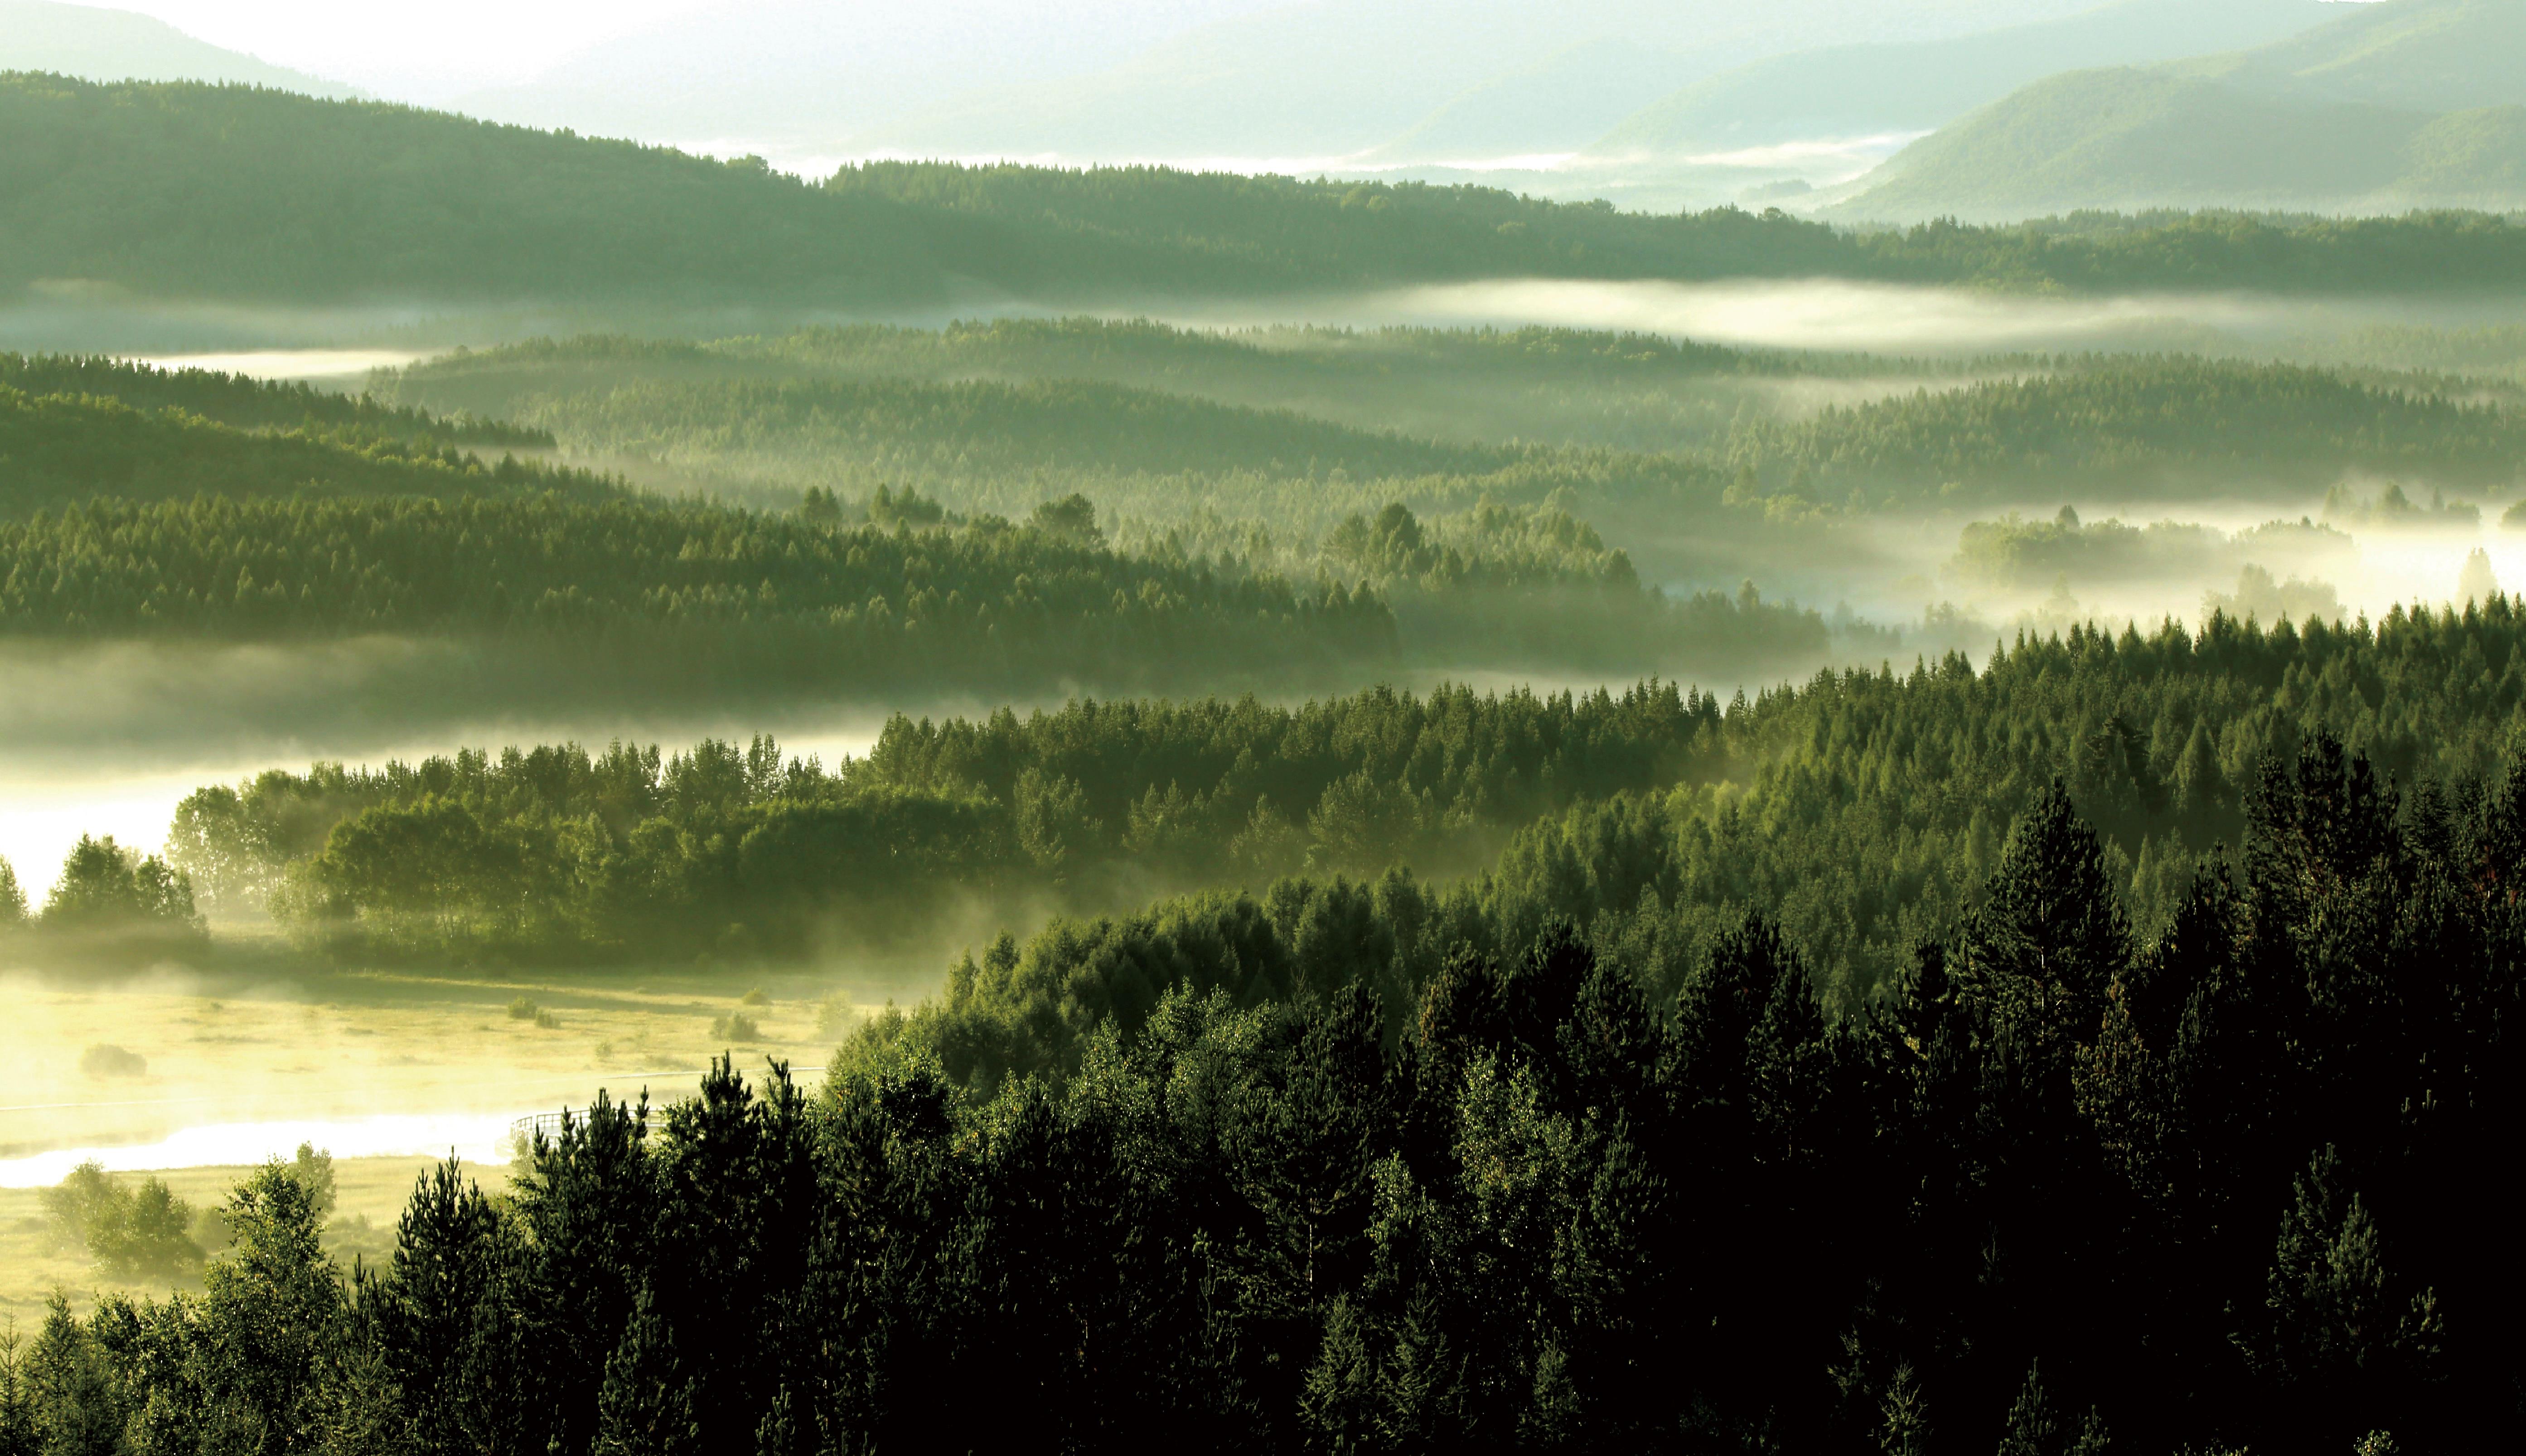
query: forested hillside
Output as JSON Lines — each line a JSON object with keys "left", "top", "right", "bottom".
{"left": 159, "top": 602, "right": 2526, "bottom": 995}
{"left": 24, "top": 719, "right": 2515, "bottom": 1453}
{"left": 0, "top": 353, "right": 542, "bottom": 448}
{"left": 13, "top": 5, "right": 2526, "bottom": 1453}
{"left": 0, "top": 383, "right": 600, "bottom": 517}
{"left": 10, "top": 74, "right": 2526, "bottom": 310}
{"left": 373, "top": 320, "right": 1847, "bottom": 459}
{"left": 379, "top": 331, "right": 2526, "bottom": 524}
{"left": 0, "top": 494, "right": 1394, "bottom": 690}
{"left": 1836, "top": 0, "right": 2526, "bottom": 219}
{"left": 0, "top": 74, "right": 939, "bottom": 305}
{"left": 1728, "top": 356, "right": 2526, "bottom": 508}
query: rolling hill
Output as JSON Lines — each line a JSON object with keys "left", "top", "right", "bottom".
{"left": 9, "top": 74, "right": 2526, "bottom": 316}
{"left": 1584, "top": 0, "right": 2332, "bottom": 160}
{"left": 1834, "top": 0, "right": 2526, "bottom": 218}
{"left": 462, "top": 0, "right": 2114, "bottom": 167}
{"left": 0, "top": 0, "right": 353, "bottom": 95}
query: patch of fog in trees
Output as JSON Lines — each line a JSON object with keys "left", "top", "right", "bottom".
{"left": 1139, "top": 278, "right": 2526, "bottom": 361}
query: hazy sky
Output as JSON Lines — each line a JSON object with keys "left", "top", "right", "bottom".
{"left": 51, "top": 0, "right": 1295, "bottom": 101}
{"left": 54, "top": 0, "right": 721, "bottom": 97}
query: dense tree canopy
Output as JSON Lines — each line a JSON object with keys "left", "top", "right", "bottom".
{"left": 16, "top": 741, "right": 2516, "bottom": 1452}
{"left": 156, "top": 599, "right": 2526, "bottom": 993}
{"left": 8, "top": 75, "right": 2525, "bottom": 310}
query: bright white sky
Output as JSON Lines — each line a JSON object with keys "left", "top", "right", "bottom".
{"left": 51, "top": 0, "right": 722, "bottom": 98}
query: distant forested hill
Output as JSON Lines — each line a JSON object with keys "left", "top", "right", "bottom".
{"left": 376, "top": 330, "right": 2526, "bottom": 524}
{"left": 10, "top": 76, "right": 2526, "bottom": 309}
{"left": 0, "top": 74, "right": 941, "bottom": 306}
{"left": 1585, "top": 0, "right": 2330, "bottom": 159}
{"left": 1838, "top": 0, "right": 2526, "bottom": 218}
{"left": 1727, "top": 357, "right": 2526, "bottom": 508}
{"left": 0, "top": 0, "right": 353, "bottom": 95}
{"left": 0, "top": 368, "right": 594, "bottom": 517}
{"left": 373, "top": 337, "right": 1736, "bottom": 527}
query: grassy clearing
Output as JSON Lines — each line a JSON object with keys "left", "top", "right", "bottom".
{"left": 0, "top": 962, "right": 888, "bottom": 1322}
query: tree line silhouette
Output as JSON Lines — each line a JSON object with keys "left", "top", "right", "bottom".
{"left": 9, "top": 738, "right": 2509, "bottom": 1453}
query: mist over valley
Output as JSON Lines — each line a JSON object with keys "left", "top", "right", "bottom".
{"left": 3, "top": 2, "right": 2523, "bottom": 1451}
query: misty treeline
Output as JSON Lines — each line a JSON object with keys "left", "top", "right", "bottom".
{"left": 10, "top": 74, "right": 2526, "bottom": 310}
{"left": 11, "top": 742, "right": 2515, "bottom": 1453}
{"left": 0, "top": 494, "right": 1392, "bottom": 688}
{"left": 1944, "top": 508, "right": 2354, "bottom": 600}
{"left": 35, "top": 1144, "right": 338, "bottom": 1283}
{"left": 384, "top": 352, "right": 1726, "bottom": 531}
{"left": 0, "top": 355, "right": 542, "bottom": 451}
{"left": 1721, "top": 357, "right": 2526, "bottom": 512}
{"left": 164, "top": 600, "right": 2526, "bottom": 994}
{"left": 169, "top": 683, "right": 1735, "bottom": 961}
{"left": 0, "top": 487, "right": 1851, "bottom": 692}
{"left": 377, "top": 328, "right": 2526, "bottom": 528}
{"left": 0, "top": 382, "right": 605, "bottom": 518}
{"left": 0, "top": 832, "right": 202, "bottom": 961}
{"left": 373, "top": 319, "right": 1942, "bottom": 464}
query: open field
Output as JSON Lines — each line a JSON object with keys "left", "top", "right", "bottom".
{"left": 0, "top": 961, "right": 878, "bottom": 1322}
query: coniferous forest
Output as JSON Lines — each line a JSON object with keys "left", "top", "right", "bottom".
{"left": 7, "top": 9, "right": 2526, "bottom": 1451}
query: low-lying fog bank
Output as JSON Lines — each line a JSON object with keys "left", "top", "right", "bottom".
{"left": 22, "top": 280, "right": 2526, "bottom": 369}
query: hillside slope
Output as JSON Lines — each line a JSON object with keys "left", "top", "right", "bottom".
{"left": 2211, "top": 0, "right": 2526, "bottom": 113}
{"left": 1834, "top": 0, "right": 2526, "bottom": 218}
{"left": 0, "top": 0, "right": 352, "bottom": 95}
{"left": 1838, "top": 67, "right": 2526, "bottom": 218}
{"left": 1587, "top": 0, "right": 2328, "bottom": 158}
{"left": 10, "top": 75, "right": 2526, "bottom": 311}
{"left": 844, "top": 0, "right": 2109, "bottom": 164}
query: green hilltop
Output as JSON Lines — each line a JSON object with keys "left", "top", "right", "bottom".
{"left": 1838, "top": 0, "right": 2526, "bottom": 218}
{"left": 1585, "top": 0, "right": 2330, "bottom": 160}
{"left": 0, "top": 0, "right": 353, "bottom": 95}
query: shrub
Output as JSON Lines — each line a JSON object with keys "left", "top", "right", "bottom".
{"left": 709, "top": 1012, "right": 762, "bottom": 1044}
{"left": 43, "top": 1161, "right": 203, "bottom": 1279}
{"left": 77, "top": 1044, "right": 147, "bottom": 1078}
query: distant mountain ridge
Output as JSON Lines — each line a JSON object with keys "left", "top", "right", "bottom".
{"left": 459, "top": 0, "right": 2113, "bottom": 165}
{"left": 1834, "top": 0, "right": 2526, "bottom": 219}
{"left": 0, "top": 0, "right": 353, "bottom": 96}
{"left": 1583, "top": 0, "right": 2334, "bottom": 160}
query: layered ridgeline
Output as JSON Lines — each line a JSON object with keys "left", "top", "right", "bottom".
{"left": 1724, "top": 356, "right": 2526, "bottom": 511}
{"left": 372, "top": 320, "right": 1869, "bottom": 461}
{"left": 0, "top": 352, "right": 577, "bottom": 515}
{"left": 0, "top": 494, "right": 1395, "bottom": 696}
{"left": 1839, "top": 0, "right": 2526, "bottom": 218}
{"left": 8, "top": 74, "right": 2526, "bottom": 309}
{"left": 1582, "top": 0, "right": 2335, "bottom": 162}
{"left": 0, "top": 352, "right": 1852, "bottom": 692}
{"left": 374, "top": 324, "right": 2526, "bottom": 521}
{"left": 38, "top": 697, "right": 2520, "bottom": 1454}
{"left": 0, "top": 0, "right": 355, "bottom": 95}
{"left": 160, "top": 603, "right": 2526, "bottom": 994}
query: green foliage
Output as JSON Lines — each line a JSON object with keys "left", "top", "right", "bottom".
{"left": 905, "top": 600, "right": 2526, "bottom": 1047}
{"left": 0, "top": 73, "right": 937, "bottom": 305}
{"left": 29, "top": 734, "right": 2526, "bottom": 1451}
{"left": 1946, "top": 507, "right": 2354, "bottom": 599}
{"left": 41, "top": 1161, "right": 203, "bottom": 1280}
{"left": 0, "top": 380, "right": 610, "bottom": 518}
{"left": 0, "top": 494, "right": 1395, "bottom": 696}
{"left": 0, "top": 352, "right": 544, "bottom": 450}
{"left": 36, "top": 834, "right": 204, "bottom": 962}
{"left": 1726, "top": 358, "right": 2526, "bottom": 508}
{"left": 10, "top": 74, "right": 2526, "bottom": 311}
{"left": 838, "top": 160, "right": 2526, "bottom": 296}
{"left": 200, "top": 681, "right": 1726, "bottom": 962}
{"left": 374, "top": 317, "right": 1886, "bottom": 463}
{"left": 175, "top": 595, "right": 2526, "bottom": 988}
